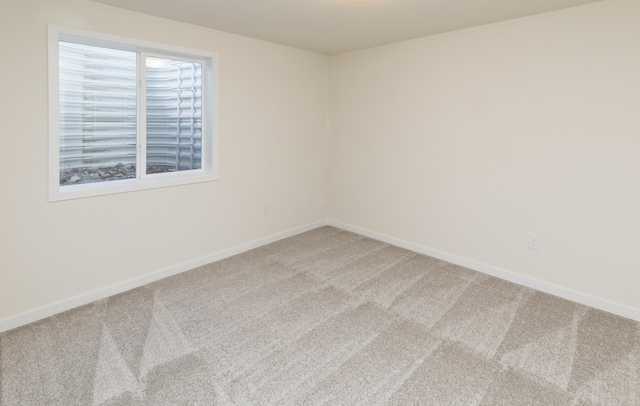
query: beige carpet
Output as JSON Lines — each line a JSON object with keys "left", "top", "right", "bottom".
{"left": 1, "top": 226, "right": 639, "bottom": 405}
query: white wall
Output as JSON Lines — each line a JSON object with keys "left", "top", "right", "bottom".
{"left": 0, "top": 0, "right": 329, "bottom": 324}
{"left": 3, "top": 0, "right": 639, "bottom": 329}
{"left": 328, "top": 0, "right": 640, "bottom": 312}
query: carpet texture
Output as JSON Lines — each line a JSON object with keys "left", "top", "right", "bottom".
{"left": 1, "top": 226, "right": 639, "bottom": 405}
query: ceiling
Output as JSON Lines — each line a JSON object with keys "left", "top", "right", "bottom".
{"left": 90, "top": 0, "right": 601, "bottom": 55}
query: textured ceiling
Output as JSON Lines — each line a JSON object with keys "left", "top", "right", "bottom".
{"left": 90, "top": 0, "right": 601, "bottom": 54}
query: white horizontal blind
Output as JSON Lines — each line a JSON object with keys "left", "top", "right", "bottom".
{"left": 59, "top": 41, "right": 137, "bottom": 185}
{"left": 145, "top": 57, "right": 202, "bottom": 174}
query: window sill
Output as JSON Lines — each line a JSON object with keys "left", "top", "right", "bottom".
{"left": 49, "top": 172, "right": 218, "bottom": 202}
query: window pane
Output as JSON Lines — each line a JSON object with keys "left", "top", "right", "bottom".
{"left": 59, "top": 42, "right": 138, "bottom": 186}
{"left": 146, "top": 57, "right": 202, "bottom": 175}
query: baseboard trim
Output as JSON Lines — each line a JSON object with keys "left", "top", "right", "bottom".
{"left": 0, "top": 220, "right": 327, "bottom": 333}
{"left": 4, "top": 218, "right": 638, "bottom": 333}
{"left": 328, "top": 219, "right": 640, "bottom": 322}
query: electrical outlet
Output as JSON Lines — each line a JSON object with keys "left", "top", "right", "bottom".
{"left": 262, "top": 203, "right": 270, "bottom": 216}
{"left": 528, "top": 233, "right": 540, "bottom": 250}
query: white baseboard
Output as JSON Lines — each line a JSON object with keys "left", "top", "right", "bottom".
{"left": 328, "top": 219, "right": 640, "bottom": 322}
{"left": 4, "top": 218, "right": 638, "bottom": 334}
{"left": 0, "top": 220, "right": 327, "bottom": 333}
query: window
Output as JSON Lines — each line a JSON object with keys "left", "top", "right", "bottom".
{"left": 48, "top": 25, "right": 218, "bottom": 201}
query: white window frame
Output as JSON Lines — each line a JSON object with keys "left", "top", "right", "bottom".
{"left": 48, "top": 25, "right": 219, "bottom": 201}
